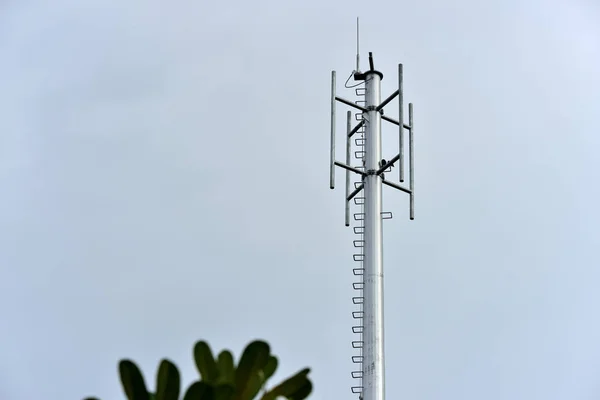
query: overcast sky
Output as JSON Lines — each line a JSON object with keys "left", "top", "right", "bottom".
{"left": 1, "top": 1, "right": 599, "bottom": 399}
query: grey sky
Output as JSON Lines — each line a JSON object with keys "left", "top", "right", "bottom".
{"left": 1, "top": 0, "right": 599, "bottom": 399}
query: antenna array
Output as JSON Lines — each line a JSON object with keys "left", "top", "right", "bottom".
{"left": 329, "top": 25, "right": 416, "bottom": 400}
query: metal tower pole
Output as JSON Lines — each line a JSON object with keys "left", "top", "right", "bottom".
{"left": 362, "top": 70, "right": 385, "bottom": 400}
{"left": 329, "top": 44, "right": 415, "bottom": 400}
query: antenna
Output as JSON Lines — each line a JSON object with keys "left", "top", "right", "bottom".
{"left": 356, "top": 17, "right": 360, "bottom": 72}
{"left": 329, "top": 26, "right": 416, "bottom": 400}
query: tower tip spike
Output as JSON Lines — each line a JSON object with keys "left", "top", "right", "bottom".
{"left": 356, "top": 17, "right": 360, "bottom": 72}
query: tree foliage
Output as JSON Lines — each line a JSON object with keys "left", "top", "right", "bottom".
{"left": 84, "top": 339, "right": 312, "bottom": 400}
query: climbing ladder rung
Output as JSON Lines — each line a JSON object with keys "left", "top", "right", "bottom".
{"left": 352, "top": 340, "right": 363, "bottom": 348}
{"left": 355, "top": 114, "right": 363, "bottom": 121}
{"left": 353, "top": 282, "right": 364, "bottom": 290}
{"left": 352, "top": 296, "right": 364, "bottom": 304}
{"left": 352, "top": 325, "right": 363, "bottom": 334}
{"left": 354, "top": 182, "right": 363, "bottom": 189}
{"left": 352, "top": 355, "right": 364, "bottom": 363}
{"left": 355, "top": 138, "right": 365, "bottom": 146}
{"left": 353, "top": 227, "right": 364, "bottom": 235}
{"left": 354, "top": 197, "right": 364, "bottom": 205}
{"left": 381, "top": 211, "right": 393, "bottom": 219}
{"left": 353, "top": 240, "right": 364, "bottom": 248}
{"left": 353, "top": 254, "right": 364, "bottom": 262}
{"left": 352, "top": 311, "right": 364, "bottom": 319}
{"left": 353, "top": 213, "right": 365, "bottom": 221}
{"left": 351, "top": 370, "right": 363, "bottom": 379}
{"left": 356, "top": 88, "right": 366, "bottom": 96}
{"left": 353, "top": 267, "right": 364, "bottom": 276}
{"left": 354, "top": 151, "right": 365, "bottom": 159}
{"left": 351, "top": 387, "right": 363, "bottom": 394}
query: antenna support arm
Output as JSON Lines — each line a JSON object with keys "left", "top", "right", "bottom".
{"left": 334, "top": 161, "right": 367, "bottom": 177}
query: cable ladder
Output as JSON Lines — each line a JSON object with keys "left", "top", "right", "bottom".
{"left": 349, "top": 86, "right": 393, "bottom": 397}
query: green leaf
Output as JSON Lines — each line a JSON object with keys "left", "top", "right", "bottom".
{"left": 260, "top": 368, "right": 311, "bottom": 400}
{"left": 263, "top": 356, "right": 278, "bottom": 382}
{"left": 119, "top": 360, "right": 150, "bottom": 400}
{"left": 216, "top": 350, "right": 235, "bottom": 385}
{"left": 155, "top": 359, "right": 181, "bottom": 400}
{"left": 288, "top": 380, "right": 312, "bottom": 400}
{"left": 183, "top": 381, "right": 213, "bottom": 400}
{"left": 246, "top": 356, "right": 278, "bottom": 400}
{"left": 194, "top": 341, "right": 219, "bottom": 383}
{"left": 241, "top": 374, "right": 263, "bottom": 400}
{"left": 234, "top": 340, "right": 271, "bottom": 400}
{"left": 213, "top": 383, "right": 236, "bottom": 400}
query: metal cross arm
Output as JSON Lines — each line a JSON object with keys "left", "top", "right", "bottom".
{"left": 376, "top": 154, "right": 400, "bottom": 175}
{"left": 376, "top": 89, "right": 399, "bottom": 112}
{"left": 348, "top": 120, "right": 365, "bottom": 138}
{"left": 382, "top": 114, "right": 411, "bottom": 130}
{"left": 335, "top": 96, "right": 368, "bottom": 113}
{"left": 334, "top": 161, "right": 366, "bottom": 177}
{"left": 337, "top": 94, "right": 411, "bottom": 130}
{"left": 347, "top": 183, "right": 364, "bottom": 202}
{"left": 382, "top": 178, "right": 412, "bottom": 195}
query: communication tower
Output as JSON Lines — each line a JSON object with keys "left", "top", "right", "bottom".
{"left": 329, "top": 20, "right": 416, "bottom": 400}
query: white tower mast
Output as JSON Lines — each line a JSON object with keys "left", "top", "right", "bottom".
{"left": 329, "top": 24, "right": 415, "bottom": 400}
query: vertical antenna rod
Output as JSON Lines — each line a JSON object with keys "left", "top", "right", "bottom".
{"left": 330, "top": 71, "right": 336, "bottom": 189}
{"left": 409, "top": 103, "right": 414, "bottom": 220}
{"left": 345, "top": 110, "right": 352, "bottom": 226}
{"left": 398, "top": 64, "right": 404, "bottom": 182}
{"left": 356, "top": 18, "right": 360, "bottom": 71}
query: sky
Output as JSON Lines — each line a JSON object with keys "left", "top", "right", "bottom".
{"left": 1, "top": 0, "right": 599, "bottom": 399}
